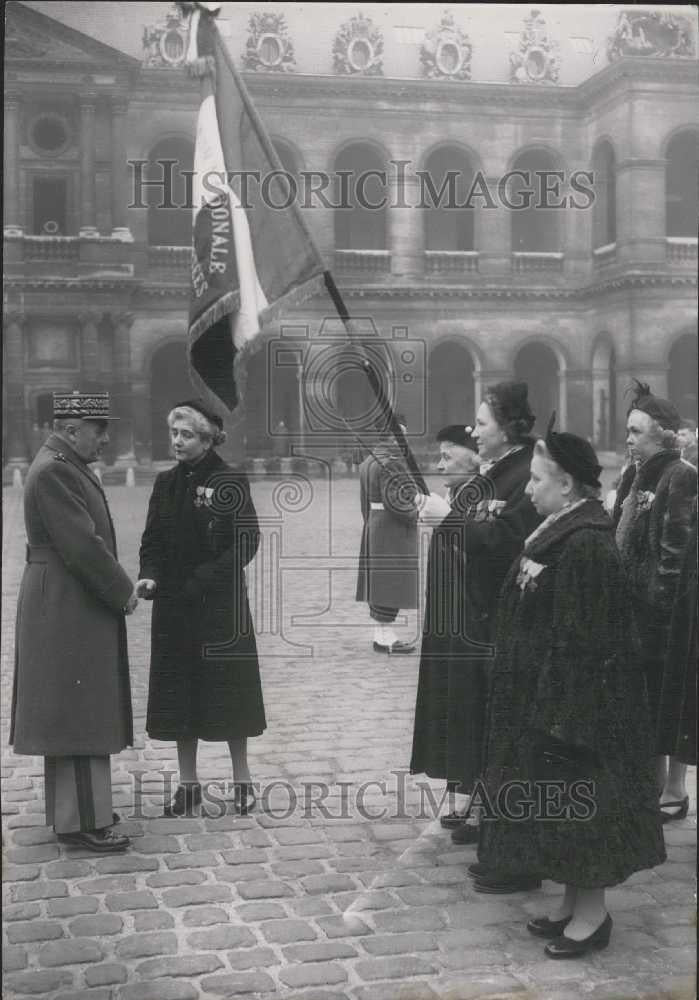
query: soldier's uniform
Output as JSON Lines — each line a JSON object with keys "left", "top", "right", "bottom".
{"left": 355, "top": 433, "right": 419, "bottom": 653}
{"left": 10, "top": 392, "right": 134, "bottom": 844}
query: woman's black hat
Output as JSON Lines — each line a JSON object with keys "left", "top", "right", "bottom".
{"left": 436, "top": 424, "right": 477, "bottom": 451}
{"left": 174, "top": 398, "right": 224, "bottom": 430}
{"left": 626, "top": 379, "right": 681, "bottom": 432}
{"left": 484, "top": 380, "right": 535, "bottom": 432}
{"left": 545, "top": 413, "right": 602, "bottom": 488}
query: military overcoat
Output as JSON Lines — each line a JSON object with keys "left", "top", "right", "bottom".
{"left": 11, "top": 435, "right": 134, "bottom": 756}
{"left": 355, "top": 444, "right": 419, "bottom": 610}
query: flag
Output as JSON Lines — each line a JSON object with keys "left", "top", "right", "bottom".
{"left": 183, "top": 3, "right": 325, "bottom": 419}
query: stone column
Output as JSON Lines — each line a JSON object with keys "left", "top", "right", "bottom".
{"left": 112, "top": 312, "right": 135, "bottom": 462}
{"left": 79, "top": 94, "right": 99, "bottom": 237}
{"left": 4, "top": 96, "right": 23, "bottom": 235}
{"left": 476, "top": 179, "right": 510, "bottom": 278}
{"left": 3, "top": 313, "right": 29, "bottom": 466}
{"left": 388, "top": 172, "right": 423, "bottom": 279}
{"left": 79, "top": 311, "right": 100, "bottom": 387}
{"left": 615, "top": 158, "right": 666, "bottom": 266}
{"left": 110, "top": 97, "right": 133, "bottom": 242}
{"left": 131, "top": 379, "right": 151, "bottom": 464}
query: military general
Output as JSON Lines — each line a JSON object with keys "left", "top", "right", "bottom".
{"left": 10, "top": 391, "right": 137, "bottom": 853}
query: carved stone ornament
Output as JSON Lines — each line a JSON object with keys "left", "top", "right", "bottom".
{"left": 607, "top": 10, "right": 695, "bottom": 62}
{"left": 420, "top": 11, "right": 472, "bottom": 81}
{"left": 333, "top": 13, "right": 384, "bottom": 76}
{"left": 141, "top": 4, "right": 189, "bottom": 68}
{"left": 242, "top": 11, "right": 296, "bottom": 72}
{"left": 509, "top": 8, "right": 560, "bottom": 84}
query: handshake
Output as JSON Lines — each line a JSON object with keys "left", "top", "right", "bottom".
{"left": 122, "top": 579, "right": 157, "bottom": 615}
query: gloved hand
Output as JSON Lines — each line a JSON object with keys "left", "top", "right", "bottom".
{"left": 415, "top": 491, "right": 450, "bottom": 524}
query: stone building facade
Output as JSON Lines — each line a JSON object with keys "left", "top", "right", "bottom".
{"left": 4, "top": 2, "right": 698, "bottom": 469}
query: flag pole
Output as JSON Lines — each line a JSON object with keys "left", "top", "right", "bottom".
{"left": 184, "top": 3, "right": 429, "bottom": 494}
{"left": 323, "top": 271, "right": 429, "bottom": 495}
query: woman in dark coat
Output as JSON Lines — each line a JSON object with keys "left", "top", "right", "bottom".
{"left": 656, "top": 499, "right": 697, "bottom": 774}
{"left": 478, "top": 427, "right": 665, "bottom": 957}
{"left": 137, "top": 401, "right": 265, "bottom": 816}
{"left": 409, "top": 425, "right": 482, "bottom": 805}
{"left": 412, "top": 383, "right": 541, "bottom": 839}
{"left": 613, "top": 381, "right": 696, "bottom": 819}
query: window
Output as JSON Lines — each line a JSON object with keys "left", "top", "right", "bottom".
{"left": 32, "top": 177, "right": 68, "bottom": 235}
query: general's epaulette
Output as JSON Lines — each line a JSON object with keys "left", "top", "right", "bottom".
{"left": 53, "top": 452, "right": 67, "bottom": 462}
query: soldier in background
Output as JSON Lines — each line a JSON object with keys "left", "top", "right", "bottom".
{"left": 10, "top": 391, "right": 137, "bottom": 853}
{"left": 356, "top": 414, "right": 419, "bottom": 654}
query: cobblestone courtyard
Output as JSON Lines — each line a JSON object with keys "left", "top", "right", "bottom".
{"left": 2, "top": 478, "right": 696, "bottom": 1000}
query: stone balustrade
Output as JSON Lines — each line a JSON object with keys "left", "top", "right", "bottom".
{"left": 424, "top": 250, "right": 479, "bottom": 275}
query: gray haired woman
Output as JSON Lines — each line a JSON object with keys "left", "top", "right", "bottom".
{"left": 137, "top": 400, "right": 265, "bottom": 816}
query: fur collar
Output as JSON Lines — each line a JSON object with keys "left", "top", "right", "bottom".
{"left": 523, "top": 499, "right": 611, "bottom": 561}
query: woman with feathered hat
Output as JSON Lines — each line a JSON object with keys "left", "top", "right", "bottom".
{"left": 613, "top": 380, "right": 697, "bottom": 822}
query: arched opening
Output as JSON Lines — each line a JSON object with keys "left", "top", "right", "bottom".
{"left": 666, "top": 131, "right": 699, "bottom": 238}
{"left": 146, "top": 137, "right": 194, "bottom": 247}
{"left": 333, "top": 143, "right": 387, "bottom": 250}
{"left": 509, "top": 149, "right": 561, "bottom": 252}
{"left": 513, "top": 342, "right": 560, "bottom": 434}
{"left": 149, "top": 340, "right": 193, "bottom": 460}
{"left": 591, "top": 141, "right": 617, "bottom": 248}
{"left": 244, "top": 345, "right": 301, "bottom": 457}
{"left": 668, "top": 332, "right": 698, "bottom": 422}
{"left": 591, "top": 338, "right": 617, "bottom": 449}
{"left": 428, "top": 340, "right": 476, "bottom": 435}
{"left": 422, "top": 146, "right": 475, "bottom": 251}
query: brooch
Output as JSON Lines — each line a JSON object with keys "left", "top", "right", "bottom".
{"left": 517, "top": 556, "right": 547, "bottom": 594}
{"left": 637, "top": 490, "right": 655, "bottom": 512}
{"left": 193, "top": 486, "right": 214, "bottom": 508}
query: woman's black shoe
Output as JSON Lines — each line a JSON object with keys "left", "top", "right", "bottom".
{"left": 527, "top": 914, "right": 573, "bottom": 938}
{"left": 467, "top": 862, "right": 490, "bottom": 878}
{"left": 544, "top": 913, "right": 612, "bottom": 958}
{"left": 440, "top": 809, "right": 469, "bottom": 829}
{"left": 234, "top": 782, "right": 256, "bottom": 816}
{"left": 473, "top": 873, "right": 542, "bottom": 893}
{"left": 451, "top": 822, "right": 480, "bottom": 845}
{"left": 660, "top": 795, "right": 689, "bottom": 823}
{"left": 164, "top": 783, "right": 202, "bottom": 817}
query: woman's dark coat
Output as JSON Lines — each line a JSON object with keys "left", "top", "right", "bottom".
{"left": 139, "top": 449, "right": 265, "bottom": 741}
{"left": 656, "top": 499, "right": 697, "bottom": 764}
{"left": 11, "top": 435, "right": 133, "bottom": 756}
{"left": 410, "top": 443, "right": 540, "bottom": 791}
{"left": 478, "top": 500, "right": 666, "bottom": 888}
{"left": 613, "top": 450, "right": 697, "bottom": 736}
{"left": 355, "top": 444, "right": 419, "bottom": 611}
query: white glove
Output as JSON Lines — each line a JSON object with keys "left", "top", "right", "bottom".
{"left": 136, "top": 579, "right": 157, "bottom": 598}
{"left": 415, "top": 491, "right": 450, "bottom": 524}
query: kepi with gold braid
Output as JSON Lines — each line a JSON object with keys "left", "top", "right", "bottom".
{"left": 52, "top": 390, "right": 119, "bottom": 420}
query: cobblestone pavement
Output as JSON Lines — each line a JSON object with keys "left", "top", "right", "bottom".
{"left": 2, "top": 478, "right": 696, "bottom": 1000}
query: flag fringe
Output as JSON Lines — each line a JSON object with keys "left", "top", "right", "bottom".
{"left": 189, "top": 291, "right": 238, "bottom": 345}
{"left": 231, "top": 272, "right": 327, "bottom": 421}
{"left": 258, "top": 272, "right": 327, "bottom": 330}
